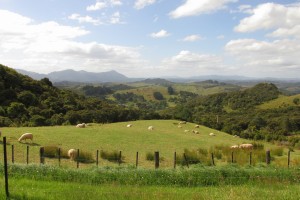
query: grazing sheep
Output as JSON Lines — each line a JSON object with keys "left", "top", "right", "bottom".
{"left": 230, "top": 145, "right": 239, "bottom": 149}
{"left": 178, "top": 121, "right": 186, "bottom": 125}
{"left": 76, "top": 123, "right": 86, "bottom": 128}
{"left": 18, "top": 133, "right": 33, "bottom": 143}
{"left": 192, "top": 130, "right": 199, "bottom": 134}
{"left": 68, "top": 149, "right": 77, "bottom": 160}
{"left": 195, "top": 125, "right": 200, "bottom": 128}
{"left": 148, "top": 126, "right": 154, "bottom": 131}
{"left": 239, "top": 144, "right": 253, "bottom": 149}
{"left": 233, "top": 135, "right": 239, "bottom": 138}
{"left": 184, "top": 130, "right": 189, "bottom": 133}
{"left": 178, "top": 125, "right": 182, "bottom": 128}
{"left": 127, "top": 124, "right": 133, "bottom": 128}
{"left": 209, "top": 132, "right": 215, "bottom": 136}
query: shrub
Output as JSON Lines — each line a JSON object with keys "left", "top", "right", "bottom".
{"left": 75, "top": 150, "right": 95, "bottom": 163}
{"left": 100, "top": 150, "right": 124, "bottom": 163}
{"left": 146, "top": 152, "right": 155, "bottom": 161}
{"left": 271, "top": 147, "right": 284, "bottom": 157}
{"left": 43, "top": 146, "right": 69, "bottom": 159}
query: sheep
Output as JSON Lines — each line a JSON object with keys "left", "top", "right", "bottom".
{"left": 184, "top": 130, "right": 189, "bottom": 133}
{"left": 148, "top": 126, "right": 154, "bottom": 131}
{"left": 76, "top": 123, "right": 86, "bottom": 128}
{"left": 18, "top": 133, "right": 33, "bottom": 143}
{"left": 209, "top": 132, "right": 215, "bottom": 136}
{"left": 178, "top": 125, "right": 182, "bottom": 128}
{"left": 178, "top": 121, "right": 186, "bottom": 125}
{"left": 230, "top": 145, "right": 239, "bottom": 149}
{"left": 68, "top": 149, "right": 77, "bottom": 160}
{"left": 192, "top": 130, "right": 199, "bottom": 134}
{"left": 239, "top": 144, "right": 253, "bottom": 149}
{"left": 195, "top": 125, "right": 200, "bottom": 128}
{"left": 127, "top": 124, "right": 133, "bottom": 128}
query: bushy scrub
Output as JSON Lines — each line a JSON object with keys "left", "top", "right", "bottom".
{"left": 75, "top": 150, "right": 95, "bottom": 163}
{"left": 43, "top": 146, "right": 68, "bottom": 159}
{"left": 100, "top": 150, "right": 124, "bottom": 163}
{"left": 146, "top": 152, "right": 154, "bottom": 161}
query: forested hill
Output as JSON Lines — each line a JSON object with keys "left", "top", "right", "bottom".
{"left": 171, "top": 83, "right": 300, "bottom": 144}
{"left": 0, "top": 64, "right": 141, "bottom": 127}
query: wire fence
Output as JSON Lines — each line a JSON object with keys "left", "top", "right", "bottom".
{"left": 1, "top": 136, "right": 300, "bottom": 199}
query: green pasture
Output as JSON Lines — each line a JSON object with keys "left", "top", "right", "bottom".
{"left": 258, "top": 94, "right": 300, "bottom": 110}
{"left": 0, "top": 120, "right": 298, "bottom": 168}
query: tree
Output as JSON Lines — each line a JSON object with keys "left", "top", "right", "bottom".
{"left": 167, "top": 86, "right": 175, "bottom": 95}
{"left": 153, "top": 92, "right": 164, "bottom": 100}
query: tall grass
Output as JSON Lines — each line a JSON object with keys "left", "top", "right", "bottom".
{"left": 2, "top": 164, "right": 300, "bottom": 187}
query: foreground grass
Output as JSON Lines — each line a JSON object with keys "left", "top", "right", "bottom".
{"left": 1, "top": 164, "right": 300, "bottom": 199}
{"left": 1, "top": 178, "right": 300, "bottom": 200}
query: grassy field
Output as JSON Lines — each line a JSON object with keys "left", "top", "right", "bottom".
{"left": 1, "top": 164, "right": 300, "bottom": 199}
{"left": 0, "top": 120, "right": 298, "bottom": 168}
{"left": 2, "top": 178, "right": 300, "bottom": 200}
{"left": 258, "top": 94, "right": 300, "bottom": 109}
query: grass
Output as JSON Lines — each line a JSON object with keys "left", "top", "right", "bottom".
{"left": 0, "top": 120, "right": 298, "bottom": 168}
{"left": 1, "top": 164, "right": 300, "bottom": 199}
{"left": 2, "top": 178, "right": 300, "bottom": 200}
{"left": 258, "top": 94, "right": 300, "bottom": 109}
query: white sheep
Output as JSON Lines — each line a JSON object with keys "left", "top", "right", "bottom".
{"left": 230, "top": 145, "right": 239, "bottom": 149}
{"left": 68, "top": 149, "right": 77, "bottom": 160}
{"left": 239, "top": 144, "right": 253, "bottom": 149}
{"left": 127, "top": 124, "right": 133, "bottom": 128}
{"left": 184, "top": 130, "right": 189, "bottom": 133}
{"left": 18, "top": 133, "right": 33, "bottom": 143}
{"left": 76, "top": 123, "right": 86, "bottom": 128}
{"left": 209, "top": 132, "right": 215, "bottom": 136}
{"left": 178, "top": 121, "right": 186, "bottom": 125}
{"left": 195, "top": 125, "right": 200, "bottom": 128}
{"left": 148, "top": 126, "right": 154, "bottom": 131}
{"left": 178, "top": 125, "right": 182, "bottom": 128}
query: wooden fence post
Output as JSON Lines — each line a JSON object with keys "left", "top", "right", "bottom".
{"left": 77, "top": 149, "right": 79, "bottom": 168}
{"left": 11, "top": 145, "right": 14, "bottom": 164}
{"left": 96, "top": 150, "right": 99, "bottom": 167}
{"left": 250, "top": 152, "right": 252, "bottom": 166}
{"left": 211, "top": 153, "right": 215, "bottom": 166}
{"left": 3, "top": 137, "right": 9, "bottom": 198}
{"left": 155, "top": 151, "right": 159, "bottom": 169}
{"left": 26, "top": 145, "right": 29, "bottom": 165}
{"left": 136, "top": 152, "right": 138, "bottom": 168}
{"left": 58, "top": 148, "right": 61, "bottom": 167}
{"left": 40, "top": 147, "right": 45, "bottom": 165}
{"left": 174, "top": 151, "right": 176, "bottom": 169}
{"left": 231, "top": 151, "right": 234, "bottom": 163}
{"left": 266, "top": 150, "right": 271, "bottom": 165}
{"left": 288, "top": 150, "right": 291, "bottom": 168}
{"left": 183, "top": 153, "right": 189, "bottom": 168}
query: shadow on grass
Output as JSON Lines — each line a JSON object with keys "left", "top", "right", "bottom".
{"left": 19, "top": 142, "right": 40, "bottom": 146}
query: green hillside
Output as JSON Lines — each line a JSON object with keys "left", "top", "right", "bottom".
{"left": 258, "top": 94, "right": 300, "bottom": 109}
{"left": 0, "top": 120, "right": 285, "bottom": 168}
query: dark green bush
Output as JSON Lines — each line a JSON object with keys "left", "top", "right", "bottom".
{"left": 100, "top": 150, "right": 124, "bottom": 163}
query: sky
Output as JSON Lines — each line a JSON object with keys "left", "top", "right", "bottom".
{"left": 0, "top": 0, "right": 300, "bottom": 78}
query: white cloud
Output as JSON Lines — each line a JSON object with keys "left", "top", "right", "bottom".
{"left": 182, "top": 34, "right": 203, "bottom": 42}
{"left": 134, "top": 0, "right": 156, "bottom": 10}
{"left": 225, "top": 38, "right": 300, "bottom": 77}
{"left": 86, "top": 2, "right": 107, "bottom": 11}
{"left": 68, "top": 14, "right": 102, "bottom": 25}
{"left": 230, "top": 4, "right": 252, "bottom": 14}
{"left": 0, "top": 10, "right": 144, "bottom": 74}
{"left": 169, "top": 0, "right": 237, "bottom": 19}
{"left": 161, "top": 51, "right": 225, "bottom": 76}
{"left": 150, "top": 29, "right": 170, "bottom": 38}
{"left": 234, "top": 3, "right": 300, "bottom": 36}
{"left": 110, "top": 12, "right": 122, "bottom": 24}
{"left": 110, "top": 0, "right": 122, "bottom": 6}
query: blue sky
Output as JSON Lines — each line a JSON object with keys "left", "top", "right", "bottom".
{"left": 0, "top": 0, "right": 300, "bottom": 78}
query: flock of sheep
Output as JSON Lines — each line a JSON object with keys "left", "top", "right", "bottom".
{"left": 0, "top": 121, "right": 253, "bottom": 161}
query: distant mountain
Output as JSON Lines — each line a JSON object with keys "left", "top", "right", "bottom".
{"left": 15, "top": 69, "right": 131, "bottom": 83}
